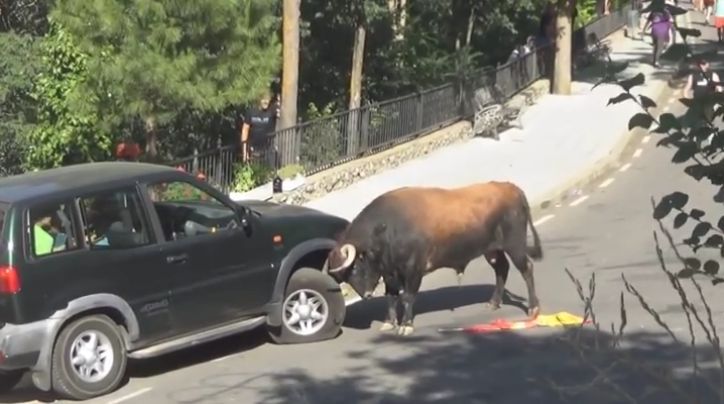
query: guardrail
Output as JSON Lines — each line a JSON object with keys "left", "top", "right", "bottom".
{"left": 171, "top": 4, "right": 632, "bottom": 194}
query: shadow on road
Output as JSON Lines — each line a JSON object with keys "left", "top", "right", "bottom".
{"left": 165, "top": 327, "right": 721, "bottom": 404}
{"left": 1, "top": 282, "right": 533, "bottom": 402}
{"left": 126, "top": 327, "right": 270, "bottom": 379}
{"left": 344, "top": 284, "right": 529, "bottom": 330}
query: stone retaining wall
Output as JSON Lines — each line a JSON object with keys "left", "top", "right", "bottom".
{"left": 269, "top": 79, "right": 551, "bottom": 206}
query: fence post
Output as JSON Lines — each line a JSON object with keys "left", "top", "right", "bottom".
{"left": 214, "top": 138, "right": 223, "bottom": 189}
{"left": 345, "top": 108, "right": 360, "bottom": 156}
{"left": 192, "top": 148, "right": 199, "bottom": 174}
{"left": 276, "top": 126, "right": 300, "bottom": 168}
{"left": 293, "top": 125, "right": 301, "bottom": 166}
{"left": 416, "top": 92, "right": 424, "bottom": 132}
{"left": 360, "top": 105, "right": 370, "bottom": 151}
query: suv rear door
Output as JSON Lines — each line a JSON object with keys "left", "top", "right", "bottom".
{"left": 5, "top": 190, "right": 175, "bottom": 345}
{"left": 73, "top": 186, "right": 176, "bottom": 344}
{"left": 141, "top": 178, "right": 273, "bottom": 333}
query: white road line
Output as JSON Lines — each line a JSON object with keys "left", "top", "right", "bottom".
{"left": 598, "top": 177, "right": 615, "bottom": 188}
{"left": 641, "top": 135, "right": 650, "bottom": 144}
{"left": 569, "top": 195, "right": 589, "bottom": 207}
{"left": 633, "top": 148, "right": 643, "bottom": 158}
{"left": 211, "top": 354, "right": 236, "bottom": 363}
{"left": 619, "top": 162, "right": 632, "bottom": 172}
{"left": 107, "top": 387, "right": 152, "bottom": 404}
{"left": 533, "top": 214, "right": 555, "bottom": 226}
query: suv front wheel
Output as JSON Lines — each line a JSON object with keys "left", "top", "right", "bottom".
{"left": 51, "top": 314, "right": 128, "bottom": 400}
{"left": 269, "top": 267, "right": 346, "bottom": 344}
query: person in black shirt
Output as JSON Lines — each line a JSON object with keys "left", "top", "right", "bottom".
{"left": 241, "top": 93, "right": 279, "bottom": 168}
{"left": 683, "top": 57, "right": 722, "bottom": 145}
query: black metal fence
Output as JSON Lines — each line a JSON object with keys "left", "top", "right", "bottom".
{"left": 171, "top": 5, "right": 632, "bottom": 194}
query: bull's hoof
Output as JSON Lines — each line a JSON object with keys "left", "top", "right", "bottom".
{"left": 379, "top": 321, "right": 397, "bottom": 332}
{"left": 483, "top": 300, "right": 502, "bottom": 311}
{"left": 528, "top": 305, "right": 541, "bottom": 320}
{"left": 397, "top": 325, "right": 415, "bottom": 336}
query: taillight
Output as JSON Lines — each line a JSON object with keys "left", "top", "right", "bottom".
{"left": 0, "top": 266, "right": 20, "bottom": 294}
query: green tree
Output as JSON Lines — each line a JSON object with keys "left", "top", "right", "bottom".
{"left": 0, "top": 32, "right": 40, "bottom": 175}
{"left": 25, "top": 22, "right": 111, "bottom": 170}
{"left": 298, "top": 0, "right": 549, "bottom": 112}
{"left": 0, "top": 0, "right": 54, "bottom": 175}
{"left": 0, "top": 0, "right": 52, "bottom": 35}
{"left": 51, "top": 0, "right": 281, "bottom": 160}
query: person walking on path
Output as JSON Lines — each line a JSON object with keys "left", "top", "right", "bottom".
{"left": 715, "top": 0, "right": 724, "bottom": 41}
{"left": 683, "top": 57, "right": 722, "bottom": 146}
{"left": 643, "top": 7, "right": 673, "bottom": 67}
{"left": 705, "top": 0, "right": 715, "bottom": 22}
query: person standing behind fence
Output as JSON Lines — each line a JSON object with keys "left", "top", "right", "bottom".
{"left": 240, "top": 93, "right": 280, "bottom": 168}
{"left": 643, "top": 7, "right": 673, "bottom": 68}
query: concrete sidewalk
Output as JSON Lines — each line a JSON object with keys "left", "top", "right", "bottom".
{"left": 303, "top": 25, "right": 685, "bottom": 221}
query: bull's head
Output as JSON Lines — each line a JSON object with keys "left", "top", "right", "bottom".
{"left": 325, "top": 243, "right": 379, "bottom": 299}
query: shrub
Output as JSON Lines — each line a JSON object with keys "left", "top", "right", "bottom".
{"left": 277, "top": 163, "right": 305, "bottom": 179}
{"left": 299, "top": 102, "right": 343, "bottom": 170}
{"left": 231, "top": 162, "right": 273, "bottom": 193}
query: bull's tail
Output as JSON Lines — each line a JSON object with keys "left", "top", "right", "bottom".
{"left": 521, "top": 193, "right": 543, "bottom": 260}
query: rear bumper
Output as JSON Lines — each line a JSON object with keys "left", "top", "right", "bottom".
{"left": 0, "top": 319, "right": 54, "bottom": 371}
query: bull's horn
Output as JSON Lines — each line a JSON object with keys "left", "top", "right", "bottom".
{"left": 328, "top": 244, "right": 357, "bottom": 273}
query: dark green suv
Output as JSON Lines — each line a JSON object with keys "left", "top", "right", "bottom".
{"left": 0, "top": 162, "right": 349, "bottom": 400}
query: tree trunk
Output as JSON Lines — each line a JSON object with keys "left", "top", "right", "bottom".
{"left": 349, "top": 25, "right": 366, "bottom": 111}
{"left": 280, "top": 0, "right": 300, "bottom": 166}
{"left": 553, "top": 0, "right": 574, "bottom": 95}
{"left": 281, "top": 0, "right": 299, "bottom": 130}
{"left": 387, "top": 0, "right": 407, "bottom": 40}
{"left": 465, "top": 6, "right": 475, "bottom": 46}
{"left": 347, "top": 23, "right": 366, "bottom": 155}
{"left": 144, "top": 116, "right": 158, "bottom": 160}
{"left": 398, "top": 0, "right": 407, "bottom": 38}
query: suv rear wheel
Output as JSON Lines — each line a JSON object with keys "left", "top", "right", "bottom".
{"left": 51, "top": 314, "right": 128, "bottom": 400}
{"left": 269, "top": 267, "right": 346, "bottom": 344}
{"left": 0, "top": 369, "right": 24, "bottom": 393}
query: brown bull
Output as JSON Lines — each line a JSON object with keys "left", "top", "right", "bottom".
{"left": 324, "top": 181, "right": 543, "bottom": 336}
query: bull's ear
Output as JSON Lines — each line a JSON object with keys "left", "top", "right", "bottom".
{"left": 372, "top": 223, "right": 387, "bottom": 236}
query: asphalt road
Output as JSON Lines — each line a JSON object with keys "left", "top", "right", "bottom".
{"left": 8, "top": 8, "right": 724, "bottom": 404}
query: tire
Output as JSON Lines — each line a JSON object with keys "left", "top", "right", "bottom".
{"left": 0, "top": 369, "right": 24, "bottom": 393}
{"left": 50, "top": 315, "right": 128, "bottom": 400}
{"left": 268, "top": 267, "right": 346, "bottom": 344}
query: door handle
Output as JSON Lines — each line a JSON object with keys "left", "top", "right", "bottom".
{"left": 166, "top": 253, "right": 189, "bottom": 264}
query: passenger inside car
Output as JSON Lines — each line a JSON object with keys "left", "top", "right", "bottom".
{"left": 32, "top": 214, "right": 55, "bottom": 256}
{"left": 30, "top": 206, "right": 73, "bottom": 256}
{"left": 81, "top": 192, "right": 148, "bottom": 249}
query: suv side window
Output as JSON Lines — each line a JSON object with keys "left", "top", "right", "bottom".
{"left": 146, "top": 180, "right": 239, "bottom": 242}
{"left": 28, "top": 202, "right": 81, "bottom": 258}
{"left": 79, "top": 188, "right": 151, "bottom": 249}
